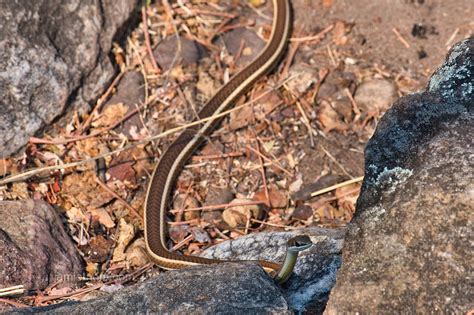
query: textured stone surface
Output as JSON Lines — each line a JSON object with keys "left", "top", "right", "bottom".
{"left": 0, "top": 0, "right": 139, "bottom": 156}
{"left": 325, "top": 38, "right": 473, "bottom": 313}
{"left": 11, "top": 227, "right": 344, "bottom": 313}
{"left": 0, "top": 200, "right": 82, "bottom": 290}
{"left": 154, "top": 37, "right": 208, "bottom": 71}
{"left": 201, "top": 227, "right": 346, "bottom": 313}
{"left": 11, "top": 264, "right": 290, "bottom": 314}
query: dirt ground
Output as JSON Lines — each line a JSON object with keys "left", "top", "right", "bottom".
{"left": 289, "top": 0, "right": 473, "bottom": 182}
{"left": 293, "top": 0, "right": 473, "bottom": 75}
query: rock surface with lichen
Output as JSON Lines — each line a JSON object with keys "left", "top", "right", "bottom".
{"left": 0, "top": 0, "right": 139, "bottom": 156}
{"left": 8, "top": 228, "right": 344, "bottom": 314}
{"left": 325, "top": 38, "right": 473, "bottom": 313}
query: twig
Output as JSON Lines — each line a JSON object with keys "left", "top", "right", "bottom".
{"left": 344, "top": 88, "right": 361, "bottom": 119}
{"left": 36, "top": 264, "right": 154, "bottom": 304}
{"left": 162, "top": 0, "right": 182, "bottom": 86}
{"left": 326, "top": 44, "right": 337, "bottom": 66}
{"left": 445, "top": 28, "right": 459, "bottom": 47}
{"left": 311, "top": 176, "right": 364, "bottom": 197}
{"left": 250, "top": 218, "right": 298, "bottom": 230}
{"left": 171, "top": 234, "right": 194, "bottom": 251}
{"left": 0, "top": 74, "right": 300, "bottom": 186}
{"left": 253, "top": 141, "right": 270, "bottom": 208}
{"left": 392, "top": 28, "right": 410, "bottom": 48}
{"left": 30, "top": 94, "right": 158, "bottom": 145}
{"left": 280, "top": 38, "right": 300, "bottom": 80}
{"left": 81, "top": 72, "right": 125, "bottom": 134}
{"left": 290, "top": 24, "right": 334, "bottom": 42}
{"left": 142, "top": 6, "right": 161, "bottom": 74}
{"left": 0, "top": 297, "right": 28, "bottom": 308}
{"left": 169, "top": 200, "right": 266, "bottom": 213}
{"left": 128, "top": 38, "right": 149, "bottom": 105}
{"left": 245, "top": 146, "right": 292, "bottom": 176}
{"left": 320, "top": 146, "right": 353, "bottom": 178}
{"left": 94, "top": 178, "right": 142, "bottom": 220}
{"left": 192, "top": 151, "right": 243, "bottom": 161}
{"left": 0, "top": 285, "right": 25, "bottom": 297}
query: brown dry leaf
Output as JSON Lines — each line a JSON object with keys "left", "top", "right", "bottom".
{"left": 199, "top": 141, "right": 224, "bottom": 157}
{"left": 108, "top": 152, "right": 137, "bottom": 184}
{"left": 81, "top": 235, "right": 114, "bottom": 263}
{"left": 10, "top": 182, "right": 29, "bottom": 199}
{"left": 85, "top": 262, "right": 99, "bottom": 276}
{"left": 317, "top": 100, "right": 349, "bottom": 133}
{"left": 75, "top": 137, "right": 102, "bottom": 157}
{"left": 131, "top": 145, "right": 154, "bottom": 178}
{"left": 66, "top": 206, "right": 87, "bottom": 224}
{"left": 254, "top": 185, "right": 287, "bottom": 209}
{"left": 92, "top": 103, "right": 129, "bottom": 129}
{"left": 0, "top": 159, "right": 12, "bottom": 177}
{"left": 229, "top": 96, "right": 254, "bottom": 130}
{"left": 49, "top": 287, "right": 72, "bottom": 296}
{"left": 333, "top": 21, "right": 349, "bottom": 46}
{"left": 125, "top": 238, "right": 148, "bottom": 267}
{"left": 336, "top": 183, "right": 360, "bottom": 217}
{"left": 322, "top": 0, "right": 334, "bottom": 7}
{"left": 222, "top": 198, "right": 261, "bottom": 228}
{"left": 169, "top": 224, "right": 189, "bottom": 243}
{"left": 112, "top": 218, "right": 135, "bottom": 263}
{"left": 292, "top": 205, "right": 313, "bottom": 220}
{"left": 88, "top": 208, "right": 115, "bottom": 229}
{"left": 253, "top": 90, "right": 282, "bottom": 120}
{"left": 313, "top": 203, "right": 339, "bottom": 222}
{"left": 196, "top": 72, "right": 219, "bottom": 100}
{"left": 62, "top": 171, "right": 114, "bottom": 209}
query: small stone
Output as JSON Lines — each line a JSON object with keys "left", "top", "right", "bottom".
{"left": 292, "top": 205, "right": 313, "bottom": 220}
{"left": 354, "top": 79, "right": 398, "bottom": 114}
{"left": 287, "top": 64, "right": 319, "bottom": 94}
{"left": 81, "top": 235, "right": 114, "bottom": 263}
{"left": 189, "top": 227, "right": 211, "bottom": 243}
{"left": 204, "top": 187, "right": 234, "bottom": 206}
{"left": 173, "top": 194, "right": 201, "bottom": 221}
{"left": 153, "top": 37, "right": 207, "bottom": 70}
{"left": 220, "top": 28, "right": 265, "bottom": 67}
{"left": 289, "top": 176, "right": 304, "bottom": 193}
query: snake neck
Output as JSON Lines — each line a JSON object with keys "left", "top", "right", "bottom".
{"left": 274, "top": 250, "right": 299, "bottom": 284}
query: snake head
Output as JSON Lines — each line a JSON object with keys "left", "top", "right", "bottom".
{"left": 287, "top": 235, "right": 313, "bottom": 252}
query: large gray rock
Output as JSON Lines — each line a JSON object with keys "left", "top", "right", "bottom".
{"left": 201, "top": 227, "right": 345, "bottom": 313}
{"left": 10, "top": 227, "right": 344, "bottom": 313}
{"left": 0, "top": 200, "right": 82, "bottom": 291}
{"left": 11, "top": 263, "right": 289, "bottom": 314}
{"left": 0, "top": 0, "right": 139, "bottom": 156}
{"left": 325, "top": 38, "right": 473, "bottom": 313}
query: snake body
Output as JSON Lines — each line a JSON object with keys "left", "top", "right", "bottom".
{"left": 144, "top": 0, "right": 311, "bottom": 282}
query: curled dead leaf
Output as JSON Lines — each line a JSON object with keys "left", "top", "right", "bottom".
{"left": 317, "top": 100, "right": 349, "bottom": 133}
{"left": 112, "top": 218, "right": 135, "bottom": 263}
{"left": 173, "top": 194, "right": 201, "bottom": 221}
{"left": 92, "top": 103, "right": 129, "bottom": 129}
{"left": 222, "top": 198, "right": 261, "bottom": 228}
{"left": 125, "top": 238, "right": 148, "bottom": 267}
{"left": 88, "top": 208, "right": 115, "bottom": 229}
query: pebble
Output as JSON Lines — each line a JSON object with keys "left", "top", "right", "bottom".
{"left": 354, "top": 79, "right": 398, "bottom": 114}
